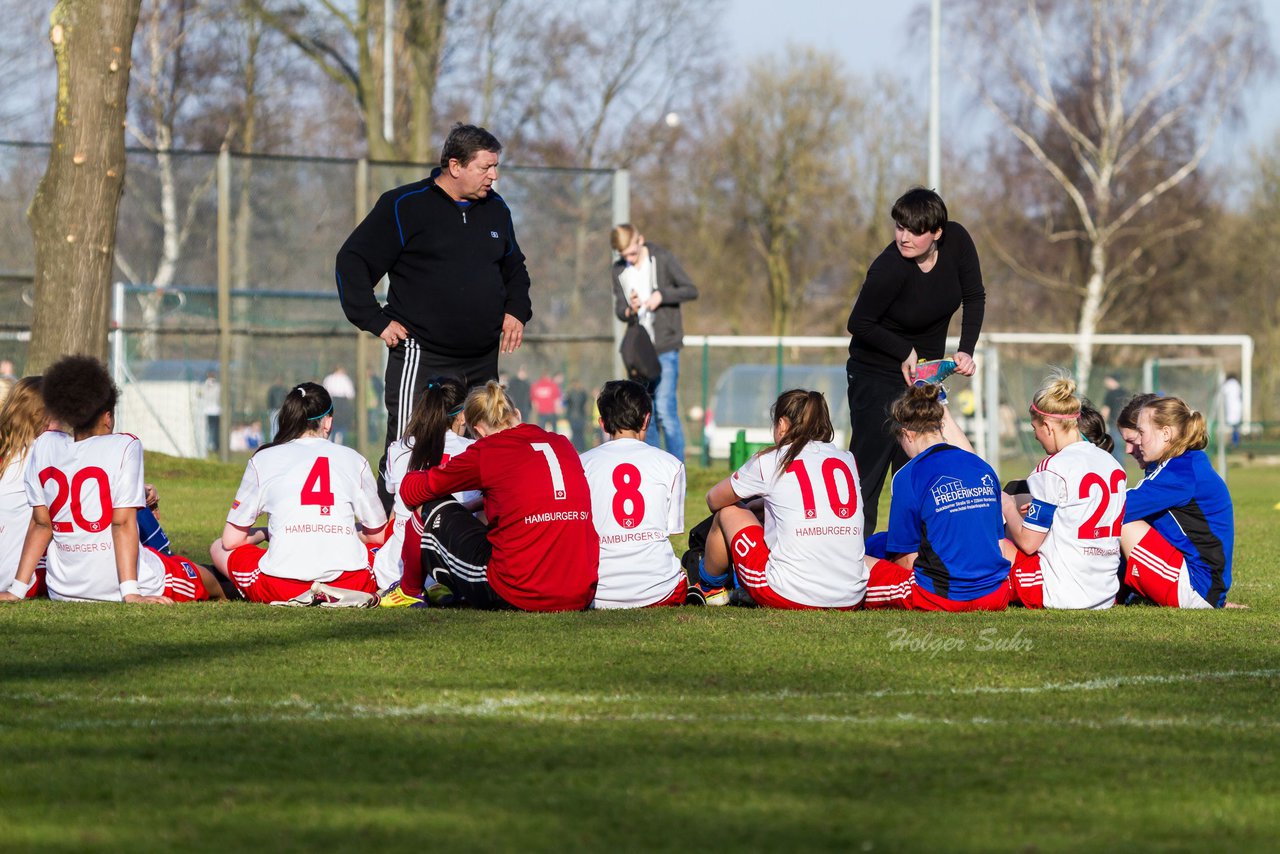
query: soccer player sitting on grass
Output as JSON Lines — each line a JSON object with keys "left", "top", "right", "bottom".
{"left": 1119, "top": 396, "right": 1234, "bottom": 609}
{"left": 376, "top": 376, "right": 480, "bottom": 608}
{"left": 0, "top": 377, "right": 52, "bottom": 598}
{"left": 868, "top": 383, "right": 1012, "bottom": 611}
{"left": 580, "top": 380, "right": 687, "bottom": 608}
{"left": 397, "top": 380, "right": 598, "bottom": 612}
{"left": 695, "top": 389, "right": 897, "bottom": 610}
{"left": 210, "top": 382, "right": 387, "bottom": 606}
{"left": 1002, "top": 377, "right": 1127, "bottom": 610}
{"left": 0, "top": 356, "right": 214, "bottom": 604}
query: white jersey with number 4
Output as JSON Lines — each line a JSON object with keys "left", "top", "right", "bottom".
{"left": 372, "top": 430, "right": 479, "bottom": 588}
{"left": 23, "top": 431, "right": 167, "bottom": 601}
{"left": 1023, "top": 440, "right": 1126, "bottom": 609}
{"left": 730, "top": 442, "right": 867, "bottom": 608}
{"left": 227, "top": 437, "right": 387, "bottom": 582}
{"left": 581, "top": 438, "right": 685, "bottom": 608}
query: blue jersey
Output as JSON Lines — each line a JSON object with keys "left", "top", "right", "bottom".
{"left": 887, "top": 443, "right": 1010, "bottom": 600}
{"left": 1123, "top": 450, "right": 1232, "bottom": 607}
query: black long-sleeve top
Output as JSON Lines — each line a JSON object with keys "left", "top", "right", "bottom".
{"left": 335, "top": 169, "right": 533, "bottom": 358}
{"left": 846, "top": 221, "right": 985, "bottom": 380}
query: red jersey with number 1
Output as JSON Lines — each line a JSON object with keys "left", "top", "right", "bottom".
{"left": 401, "top": 424, "right": 598, "bottom": 611}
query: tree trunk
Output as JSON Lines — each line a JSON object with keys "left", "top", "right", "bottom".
{"left": 27, "top": 0, "right": 143, "bottom": 373}
{"left": 1074, "top": 240, "right": 1108, "bottom": 391}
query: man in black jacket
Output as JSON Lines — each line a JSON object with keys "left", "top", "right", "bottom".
{"left": 336, "top": 123, "right": 531, "bottom": 508}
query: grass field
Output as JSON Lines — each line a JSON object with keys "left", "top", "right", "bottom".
{"left": 1, "top": 453, "right": 1277, "bottom": 852}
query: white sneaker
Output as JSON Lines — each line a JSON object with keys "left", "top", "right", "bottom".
{"left": 311, "top": 581, "right": 378, "bottom": 608}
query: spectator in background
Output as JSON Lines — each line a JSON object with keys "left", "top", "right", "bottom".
{"left": 507, "top": 365, "right": 531, "bottom": 421}
{"left": 610, "top": 223, "right": 699, "bottom": 461}
{"left": 1221, "top": 373, "right": 1243, "bottom": 448}
{"left": 323, "top": 366, "right": 357, "bottom": 446}
{"left": 199, "top": 371, "right": 221, "bottom": 456}
{"left": 529, "top": 372, "right": 561, "bottom": 430}
{"left": 564, "top": 380, "right": 591, "bottom": 450}
{"left": 1100, "top": 374, "right": 1130, "bottom": 463}
{"left": 0, "top": 360, "right": 17, "bottom": 381}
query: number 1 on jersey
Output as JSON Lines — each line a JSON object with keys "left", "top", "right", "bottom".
{"left": 301, "top": 457, "right": 335, "bottom": 510}
{"left": 531, "top": 442, "right": 567, "bottom": 499}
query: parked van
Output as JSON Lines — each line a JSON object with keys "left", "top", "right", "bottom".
{"left": 702, "top": 364, "right": 850, "bottom": 460}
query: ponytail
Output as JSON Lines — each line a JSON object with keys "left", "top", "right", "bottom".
{"left": 1142, "top": 396, "right": 1208, "bottom": 462}
{"left": 1076, "top": 402, "right": 1114, "bottom": 453}
{"left": 889, "top": 384, "right": 946, "bottom": 438}
{"left": 464, "top": 380, "right": 520, "bottom": 433}
{"left": 766, "top": 389, "right": 834, "bottom": 473}
{"left": 258, "top": 382, "right": 331, "bottom": 452}
{"left": 406, "top": 376, "right": 468, "bottom": 472}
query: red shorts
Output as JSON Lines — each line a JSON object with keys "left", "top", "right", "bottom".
{"left": 148, "top": 548, "right": 211, "bottom": 602}
{"left": 646, "top": 576, "right": 688, "bottom": 608}
{"left": 1007, "top": 550, "right": 1045, "bottom": 609}
{"left": 729, "top": 525, "right": 858, "bottom": 611}
{"left": 913, "top": 581, "right": 1010, "bottom": 612}
{"left": 1125, "top": 527, "right": 1209, "bottom": 609}
{"left": 227, "top": 545, "right": 376, "bottom": 605}
{"left": 862, "top": 559, "right": 914, "bottom": 609}
{"left": 22, "top": 559, "right": 47, "bottom": 599}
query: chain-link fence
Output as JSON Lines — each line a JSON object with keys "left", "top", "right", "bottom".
{"left": 0, "top": 142, "right": 624, "bottom": 459}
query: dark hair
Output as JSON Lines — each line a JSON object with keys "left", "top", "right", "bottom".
{"left": 1077, "top": 401, "right": 1114, "bottom": 453}
{"left": 405, "top": 376, "right": 468, "bottom": 472}
{"left": 889, "top": 385, "right": 946, "bottom": 437}
{"left": 439, "top": 123, "right": 502, "bottom": 169}
{"left": 765, "top": 389, "right": 834, "bottom": 472}
{"left": 891, "top": 187, "right": 947, "bottom": 234}
{"left": 258, "top": 382, "right": 332, "bottom": 452}
{"left": 1116, "top": 392, "right": 1161, "bottom": 431}
{"left": 43, "top": 355, "right": 118, "bottom": 434}
{"left": 597, "top": 379, "right": 650, "bottom": 434}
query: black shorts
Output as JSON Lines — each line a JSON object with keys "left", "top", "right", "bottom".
{"left": 417, "top": 497, "right": 512, "bottom": 610}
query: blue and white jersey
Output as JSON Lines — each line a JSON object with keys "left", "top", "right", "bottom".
{"left": 887, "top": 443, "right": 1010, "bottom": 601}
{"left": 1123, "top": 449, "right": 1232, "bottom": 607}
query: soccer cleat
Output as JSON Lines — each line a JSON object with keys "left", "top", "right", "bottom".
{"left": 378, "top": 581, "right": 428, "bottom": 609}
{"left": 685, "top": 580, "right": 729, "bottom": 607}
{"left": 913, "top": 358, "right": 958, "bottom": 387}
{"left": 270, "top": 590, "right": 319, "bottom": 607}
{"left": 425, "top": 581, "right": 455, "bottom": 607}
{"left": 311, "top": 581, "right": 379, "bottom": 608}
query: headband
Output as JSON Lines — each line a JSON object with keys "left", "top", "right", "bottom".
{"left": 447, "top": 405, "right": 465, "bottom": 417}
{"left": 307, "top": 405, "right": 333, "bottom": 421}
{"left": 1030, "top": 403, "right": 1079, "bottom": 420}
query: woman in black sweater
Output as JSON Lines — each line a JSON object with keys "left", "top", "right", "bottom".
{"left": 846, "top": 188, "right": 985, "bottom": 533}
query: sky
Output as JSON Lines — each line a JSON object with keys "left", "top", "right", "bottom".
{"left": 724, "top": 0, "right": 1280, "bottom": 175}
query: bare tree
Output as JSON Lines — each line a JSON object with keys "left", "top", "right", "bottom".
{"left": 953, "top": 0, "right": 1272, "bottom": 385}
{"left": 27, "top": 0, "right": 143, "bottom": 371}
{"left": 246, "top": 0, "right": 446, "bottom": 162}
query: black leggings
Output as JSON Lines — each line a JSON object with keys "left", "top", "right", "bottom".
{"left": 416, "top": 497, "right": 512, "bottom": 610}
{"left": 847, "top": 369, "right": 909, "bottom": 535}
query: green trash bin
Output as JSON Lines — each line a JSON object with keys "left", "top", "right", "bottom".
{"left": 729, "top": 429, "right": 772, "bottom": 470}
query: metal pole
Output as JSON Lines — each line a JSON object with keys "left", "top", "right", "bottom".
{"left": 984, "top": 343, "right": 1000, "bottom": 480}
{"left": 216, "top": 148, "right": 232, "bottom": 463}
{"left": 700, "top": 338, "right": 710, "bottom": 467}
{"left": 383, "top": 0, "right": 394, "bottom": 143}
{"left": 611, "top": 169, "right": 630, "bottom": 381}
{"left": 928, "top": 0, "right": 942, "bottom": 193}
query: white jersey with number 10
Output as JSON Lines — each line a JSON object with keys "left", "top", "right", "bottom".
{"left": 226, "top": 437, "right": 387, "bottom": 582}
{"left": 580, "top": 438, "right": 685, "bottom": 608}
{"left": 730, "top": 441, "right": 868, "bottom": 608}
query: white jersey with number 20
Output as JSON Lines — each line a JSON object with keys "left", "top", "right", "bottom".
{"left": 730, "top": 442, "right": 867, "bottom": 608}
{"left": 23, "top": 431, "right": 167, "bottom": 601}
{"left": 226, "top": 437, "right": 387, "bottom": 582}
{"left": 580, "top": 438, "right": 685, "bottom": 608}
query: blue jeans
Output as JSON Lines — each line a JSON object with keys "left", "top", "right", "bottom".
{"left": 645, "top": 349, "right": 685, "bottom": 460}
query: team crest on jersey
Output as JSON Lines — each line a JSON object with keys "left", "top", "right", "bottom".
{"left": 1026, "top": 503, "right": 1041, "bottom": 521}
{"left": 805, "top": 509, "right": 816, "bottom": 519}
{"left": 320, "top": 506, "right": 331, "bottom": 516}
{"left": 490, "top": 230, "right": 500, "bottom": 239}
{"left": 555, "top": 490, "right": 565, "bottom": 499}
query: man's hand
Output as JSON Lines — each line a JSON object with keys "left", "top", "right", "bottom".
{"left": 501, "top": 314, "right": 525, "bottom": 354}
{"left": 380, "top": 320, "right": 409, "bottom": 349}
{"left": 644, "top": 290, "right": 664, "bottom": 311}
{"left": 954, "top": 351, "right": 977, "bottom": 376}
{"left": 123, "top": 593, "right": 175, "bottom": 605}
{"left": 900, "top": 348, "right": 920, "bottom": 386}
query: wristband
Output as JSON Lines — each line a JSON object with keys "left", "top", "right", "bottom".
{"left": 9, "top": 576, "right": 33, "bottom": 599}
{"left": 119, "top": 580, "right": 140, "bottom": 599}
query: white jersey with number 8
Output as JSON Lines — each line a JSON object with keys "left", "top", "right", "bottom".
{"left": 23, "top": 431, "right": 167, "bottom": 601}
{"left": 580, "top": 438, "right": 685, "bottom": 608}
{"left": 226, "top": 437, "right": 387, "bottom": 582}
{"left": 730, "top": 441, "right": 868, "bottom": 608}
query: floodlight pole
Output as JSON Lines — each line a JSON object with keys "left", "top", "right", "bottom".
{"left": 928, "top": 0, "right": 942, "bottom": 193}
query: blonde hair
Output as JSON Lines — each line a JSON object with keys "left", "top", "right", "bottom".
{"left": 464, "top": 380, "right": 520, "bottom": 432}
{"left": 1141, "top": 396, "right": 1208, "bottom": 462}
{"left": 1030, "top": 374, "right": 1082, "bottom": 426}
{"left": 0, "top": 377, "right": 47, "bottom": 468}
{"left": 610, "top": 223, "right": 640, "bottom": 253}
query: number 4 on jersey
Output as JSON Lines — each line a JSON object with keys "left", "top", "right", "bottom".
{"left": 301, "top": 457, "right": 335, "bottom": 514}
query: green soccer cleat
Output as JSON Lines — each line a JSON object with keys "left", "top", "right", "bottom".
{"left": 378, "top": 581, "right": 428, "bottom": 609}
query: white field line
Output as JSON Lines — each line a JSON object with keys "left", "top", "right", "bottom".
{"left": 1, "top": 669, "right": 1277, "bottom": 732}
